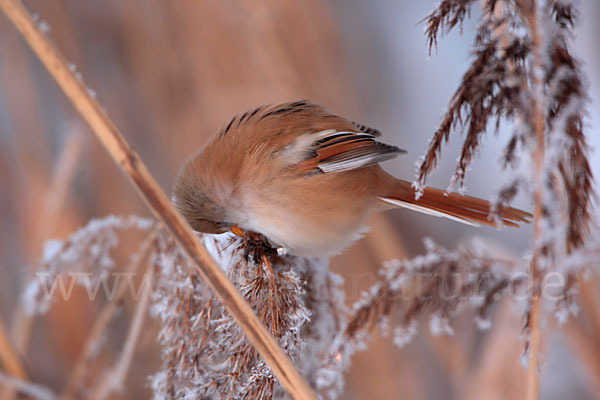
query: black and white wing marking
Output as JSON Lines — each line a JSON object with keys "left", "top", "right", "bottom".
{"left": 288, "top": 130, "right": 406, "bottom": 174}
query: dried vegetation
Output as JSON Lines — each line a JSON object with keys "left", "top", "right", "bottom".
{"left": 0, "top": 1, "right": 598, "bottom": 399}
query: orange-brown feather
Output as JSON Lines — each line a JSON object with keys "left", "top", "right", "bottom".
{"left": 317, "top": 139, "right": 374, "bottom": 160}
{"left": 382, "top": 178, "right": 531, "bottom": 227}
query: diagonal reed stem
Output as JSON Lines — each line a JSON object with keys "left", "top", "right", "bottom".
{"left": 525, "top": 1, "right": 545, "bottom": 398}
{"left": 0, "top": 1, "right": 316, "bottom": 398}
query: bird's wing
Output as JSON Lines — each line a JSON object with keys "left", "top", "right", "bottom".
{"left": 286, "top": 130, "right": 406, "bottom": 175}
{"left": 217, "top": 100, "right": 403, "bottom": 174}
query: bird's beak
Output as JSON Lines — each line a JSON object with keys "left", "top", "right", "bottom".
{"left": 230, "top": 225, "right": 245, "bottom": 237}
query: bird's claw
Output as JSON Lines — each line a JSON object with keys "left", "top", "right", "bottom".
{"left": 231, "top": 226, "right": 278, "bottom": 264}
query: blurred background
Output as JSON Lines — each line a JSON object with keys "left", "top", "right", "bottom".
{"left": 0, "top": 0, "right": 598, "bottom": 399}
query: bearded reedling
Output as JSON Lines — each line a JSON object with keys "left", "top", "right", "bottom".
{"left": 174, "top": 100, "right": 531, "bottom": 256}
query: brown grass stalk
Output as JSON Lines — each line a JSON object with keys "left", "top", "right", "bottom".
{"left": 0, "top": 1, "right": 316, "bottom": 398}
{"left": 0, "top": 319, "right": 27, "bottom": 382}
{"left": 0, "top": 373, "right": 56, "bottom": 400}
{"left": 365, "top": 213, "right": 409, "bottom": 264}
{"left": 41, "top": 129, "right": 85, "bottom": 240}
{"left": 526, "top": 292, "right": 542, "bottom": 399}
{"left": 577, "top": 274, "right": 600, "bottom": 344}
{"left": 11, "top": 128, "right": 84, "bottom": 348}
{"left": 4, "top": 121, "right": 84, "bottom": 400}
{"left": 60, "top": 224, "right": 161, "bottom": 400}
{"left": 565, "top": 319, "right": 600, "bottom": 396}
{"left": 88, "top": 262, "right": 155, "bottom": 400}
{"left": 526, "top": 1, "right": 546, "bottom": 398}
{"left": 564, "top": 274, "right": 600, "bottom": 395}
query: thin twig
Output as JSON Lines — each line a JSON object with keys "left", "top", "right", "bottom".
{"left": 60, "top": 224, "right": 161, "bottom": 400}
{"left": 0, "top": 320, "right": 27, "bottom": 381}
{"left": 5, "top": 127, "right": 84, "bottom": 400}
{"left": 41, "top": 128, "right": 85, "bottom": 239}
{"left": 365, "top": 213, "right": 408, "bottom": 264}
{"left": 0, "top": 372, "right": 56, "bottom": 400}
{"left": 565, "top": 319, "right": 600, "bottom": 396}
{"left": 526, "top": 292, "right": 542, "bottom": 399}
{"left": 526, "top": 1, "right": 546, "bottom": 398}
{"left": 563, "top": 273, "right": 600, "bottom": 395}
{"left": 11, "top": 128, "right": 85, "bottom": 352}
{"left": 0, "top": 1, "right": 316, "bottom": 398}
{"left": 88, "top": 264, "right": 155, "bottom": 400}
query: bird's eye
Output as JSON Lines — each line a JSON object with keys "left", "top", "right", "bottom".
{"left": 191, "top": 219, "right": 228, "bottom": 234}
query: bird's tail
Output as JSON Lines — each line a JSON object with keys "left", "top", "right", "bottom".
{"left": 380, "top": 179, "right": 531, "bottom": 228}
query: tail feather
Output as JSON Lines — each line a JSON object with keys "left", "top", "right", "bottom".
{"left": 381, "top": 179, "right": 531, "bottom": 228}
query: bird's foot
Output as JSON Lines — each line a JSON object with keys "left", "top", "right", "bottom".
{"left": 231, "top": 226, "right": 278, "bottom": 265}
{"left": 242, "top": 238, "right": 278, "bottom": 265}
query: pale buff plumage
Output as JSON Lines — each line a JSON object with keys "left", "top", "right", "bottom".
{"left": 173, "top": 100, "right": 530, "bottom": 256}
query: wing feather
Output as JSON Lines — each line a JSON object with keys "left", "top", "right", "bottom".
{"left": 289, "top": 130, "right": 406, "bottom": 174}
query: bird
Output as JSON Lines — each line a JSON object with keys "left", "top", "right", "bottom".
{"left": 173, "top": 100, "right": 530, "bottom": 257}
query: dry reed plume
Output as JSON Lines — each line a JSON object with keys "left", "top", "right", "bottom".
{"left": 0, "top": 0, "right": 598, "bottom": 399}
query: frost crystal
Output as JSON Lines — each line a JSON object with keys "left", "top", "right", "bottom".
{"left": 393, "top": 321, "right": 419, "bottom": 348}
{"left": 23, "top": 215, "right": 154, "bottom": 315}
{"left": 474, "top": 315, "right": 492, "bottom": 331}
{"left": 150, "top": 233, "right": 347, "bottom": 399}
{"left": 331, "top": 238, "right": 526, "bottom": 361}
{"left": 38, "top": 20, "right": 50, "bottom": 34}
{"left": 429, "top": 313, "right": 454, "bottom": 336}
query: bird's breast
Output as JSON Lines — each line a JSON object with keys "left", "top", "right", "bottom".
{"left": 237, "top": 184, "right": 372, "bottom": 257}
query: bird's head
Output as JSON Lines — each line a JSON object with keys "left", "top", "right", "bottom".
{"left": 172, "top": 155, "right": 232, "bottom": 235}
